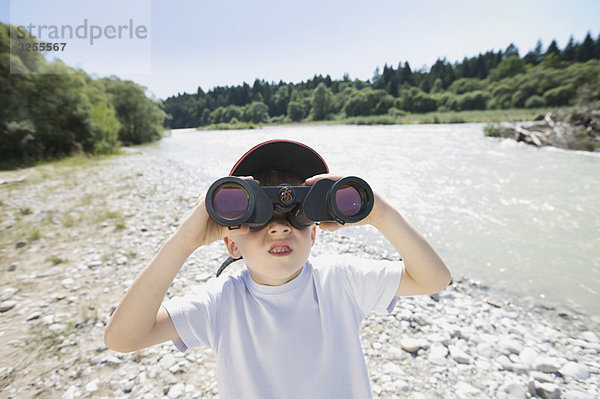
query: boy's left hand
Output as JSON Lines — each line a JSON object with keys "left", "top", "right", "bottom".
{"left": 304, "top": 174, "right": 388, "bottom": 231}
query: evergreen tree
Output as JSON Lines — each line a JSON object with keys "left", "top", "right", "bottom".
{"left": 504, "top": 43, "right": 520, "bottom": 59}
{"left": 372, "top": 67, "right": 381, "bottom": 84}
{"left": 524, "top": 40, "right": 544, "bottom": 65}
{"left": 595, "top": 34, "right": 600, "bottom": 60}
{"left": 561, "top": 36, "right": 577, "bottom": 61}
{"left": 545, "top": 40, "right": 560, "bottom": 57}
{"left": 399, "top": 62, "right": 414, "bottom": 86}
{"left": 576, "top": 32, "right": 595, "bottom": 62}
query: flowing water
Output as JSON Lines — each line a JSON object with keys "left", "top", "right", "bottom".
{"left": 142, "top": 124, "right": 600, "bottom": 317}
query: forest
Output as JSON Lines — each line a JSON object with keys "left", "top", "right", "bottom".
{"left": 0, "top": 22, "right": 166, "bottom": 167}
{"left": 2, "top": 20, "right": 600, "bottom": 166}
{"left": 163, "top": 33, "right": 600, "bottom": 128}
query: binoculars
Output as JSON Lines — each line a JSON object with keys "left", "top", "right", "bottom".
{"left": 206, "top": 176, "right": 374, "bottom": 230}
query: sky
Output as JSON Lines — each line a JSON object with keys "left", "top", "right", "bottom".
{"left": 2, "top": 0, "right": 599, "bottom": 99}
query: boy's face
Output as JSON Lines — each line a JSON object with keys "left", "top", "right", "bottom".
{"left": 223, "top": 212, "right": 316, "bottom": 286}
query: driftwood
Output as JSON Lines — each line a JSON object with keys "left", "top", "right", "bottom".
{"left": 486, "top": 109, "right": 600, "bottom": 151}
{"left": 0, "top": 175, "right": 27, "bottom": 185}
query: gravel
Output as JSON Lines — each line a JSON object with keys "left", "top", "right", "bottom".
{"left": 1, "top": 152, "right": 598, "bottom": 398}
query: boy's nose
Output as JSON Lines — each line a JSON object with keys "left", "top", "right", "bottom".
{"left": 267, "top": 213, "right": 291, "bottom": 234}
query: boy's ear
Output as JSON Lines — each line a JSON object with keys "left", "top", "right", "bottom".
{"left": 310, "top": 224, "right": 317, "bottom": 246}
{"left": 223, "top": 237, "right": 242, "bottom": 258}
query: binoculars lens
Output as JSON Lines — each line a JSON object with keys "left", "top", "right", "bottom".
{"left": 213, "top": 185, "right": 249, "bottom": 220}
{"left": 336, "top": 185, "right": 362, "bottom": 217}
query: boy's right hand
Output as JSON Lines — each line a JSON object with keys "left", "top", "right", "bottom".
{"left": 170, "top": 195, "right": 250, "bottom": 253}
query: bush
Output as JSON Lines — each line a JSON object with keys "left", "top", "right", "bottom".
{"left": 457, "top": 91, "right": 489, "bottom": 110}
{"left": 489, "top": 56, "right": 526, "bottom": 81}
{"left": 447, "top": 78, "right": 486, "bottom": 94}
{"left": 575, "top": 83, "right": 600, "bottom": 106}
{"left": 387, "top": 108, "right": 407, "bottom": 117}
{"left": 398, "top": 89, "right": 438, "bottom": 113}
{"left": 287, "top": 101, "right": 307, "bottom": 121}
{"left": 524, "top": 95, "right": 545, "bottom": 108}
{"left": 243, "top": 102, "right": 269, "bottom": 123}
{"left": 483, "top": 123, "right": 514, "bottom": 138}
{"left": 344, "top": 89, "right": 392, "bottom": 116}
{"left": 543, "top": 85, "right": 575, "bottom": 106}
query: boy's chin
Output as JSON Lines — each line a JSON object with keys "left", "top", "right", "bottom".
{"left": 247, "top": 264, "right": 305, "bottom": 286}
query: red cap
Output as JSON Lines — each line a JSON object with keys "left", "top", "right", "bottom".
{"left": 229, "top": 139, "right": 328, "bottom": 181}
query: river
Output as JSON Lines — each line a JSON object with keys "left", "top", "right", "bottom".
{"left": 142, "top": 124, "right": 600, "bottom": 318}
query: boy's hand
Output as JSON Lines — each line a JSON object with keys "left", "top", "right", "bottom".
{"left": 304, "top": 174, "right": 389, "bottom": 232}
{"left": 171, "top": 184, "right": 251, "bottom": 252}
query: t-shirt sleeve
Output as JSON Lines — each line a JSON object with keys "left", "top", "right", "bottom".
{"left": 336, "top": 255, "right": 403, "bottom": 317}
{"left": 161, "top": 278, "right": 222, "bottom": 352}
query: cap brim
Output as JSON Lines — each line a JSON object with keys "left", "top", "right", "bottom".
{"left": 230, "top": 140, "right": 328, "bottom": 181}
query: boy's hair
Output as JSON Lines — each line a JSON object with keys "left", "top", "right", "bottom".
{"left": 253, "top": 169, "right": 303, "bottom": 187}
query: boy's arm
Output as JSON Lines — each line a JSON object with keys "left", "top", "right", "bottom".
{"left": 306, "top": 175, "right": 451, "bottom": 296}
{"left": 104, "top": 196, "right": 248, "bottom": 353}
{"left": 368, "top": 194, "right": 451, "bottom": 296}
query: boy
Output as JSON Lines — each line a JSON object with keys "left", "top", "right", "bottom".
{"left": 105, "top": 139, "right": 451, "bottom": 398}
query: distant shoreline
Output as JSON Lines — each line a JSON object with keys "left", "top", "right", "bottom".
{"left": 192, "top": 107, "right": 570, "bottom": 131}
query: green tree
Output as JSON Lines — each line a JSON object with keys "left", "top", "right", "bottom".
{"left": 85, "top": 80, "right": 122, "bottom": 154}
{"left": 489, "top": 56, "right": 526, "bottom": 80}
{"left": 447, "top": 78, "right": 485, "bottom": 94}
{"left": 543, "top": 85, "right": 574, "bottom": 106}
{"left": 99, "top": 77, "right": 166, "bottom": 145}
{"left": 311, "top": 83, "right": 334, "bottom": 120}
{"left": 430, "top": 78, "right": 444, "bottom": 94}
{"left": 243, "top": 102, "right": 269, "bottom": 123}
{"left": 343, "top": 89, "right": 393, "bottom": 116}
{"left": 545, "top": 40, "right": 560, "bottom": 57}
{"left": 561, "top": 37, "right": 577, "bottom": 62}
{"left": 524, "top": 40, "right": 544, "bottom": 65}
{"left": 576, "top": 32, "right": 595, "bottom": 62}
{"left": 287, "top": 101, "right": 307, "bottom": 122}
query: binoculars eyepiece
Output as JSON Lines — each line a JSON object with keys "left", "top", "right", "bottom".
{"left": 206, "top": 176, "right": 374, "bottom": 230}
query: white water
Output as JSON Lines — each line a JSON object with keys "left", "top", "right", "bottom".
{"left": 143, "top": 124, "right": 600, "bottom": 317}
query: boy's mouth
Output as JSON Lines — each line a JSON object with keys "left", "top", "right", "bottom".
{"left": 268, "top": 243, "right": 292, "bottom": 256}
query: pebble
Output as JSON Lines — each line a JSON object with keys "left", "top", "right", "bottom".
{"left": 533, "top": 381, "right": 561, "bottom": 399}
{"left": 61, "top": 278, "right": 74, "bottom": 288}
{"left": 518, "top": 347, "right": 538, "bottom": 366}
{"left": 427, "top": 343, "right": 448, "bottom": 365}
{"left": 448, "top": 345, "right": 471, "bottom": 364}
{"left": 533, "top": 356, "right": 562, "bottom": 373}
{"left": 559, "top": 361, "right": 590, "bottom": 380}
{"left": 167, "top": 383, "right": 185, "bottom": 398}
{"left": 579, "top": 330, "right": 599, "bottom": 343}
{"left": 0, "top": 287, "right": 18, "bottom": 301}
{"left": 498, "top": 382, "right": 527, "bottom": 399}
{"left": 0, "top": 300, "right": 16, "bottom": 312}
{"left": 85, "top": 378, "right": 99, "bottom": 393}
{"left": 400, "top": 337, "right": 427, "bottom": 353}
{"left": 26, "top": 311, "right": 42, "bottom": 321}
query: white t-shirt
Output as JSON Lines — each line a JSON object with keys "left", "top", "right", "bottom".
{"left": 162, "top": 254, "right": 403, "bottom": 399}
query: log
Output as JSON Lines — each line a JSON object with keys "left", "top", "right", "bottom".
{"left": 0, "top": 175, "right": 27, "bottom": 185}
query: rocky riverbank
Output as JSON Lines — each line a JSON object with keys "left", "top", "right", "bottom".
{"left": 484, "top": 108, "right": 600, "bottom": 151}
{"left": 1, "top": 152, "right": 598, "bottom": 398}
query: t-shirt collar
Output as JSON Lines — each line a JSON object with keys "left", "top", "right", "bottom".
{"left": 243, "top": 261, "right": 310, "bottom": 296}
